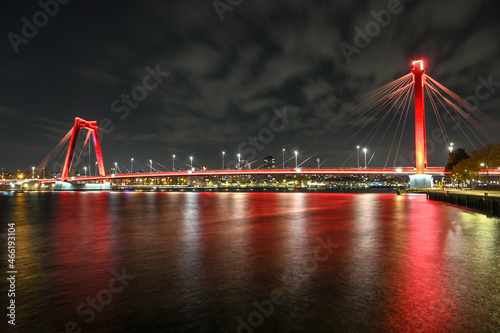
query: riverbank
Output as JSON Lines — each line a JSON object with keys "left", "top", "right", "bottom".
{"left": 2, "top": 186, "right": 400, "bottom": 194}
{"left": 426, "top": 190, "right": 500, "bottom": 216}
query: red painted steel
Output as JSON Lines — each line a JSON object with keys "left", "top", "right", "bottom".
{"left": 61, "top": 117, "right": 105, "bottom": 180}
{"left": 412, "top": 60, "right": 427, "bottom": 175}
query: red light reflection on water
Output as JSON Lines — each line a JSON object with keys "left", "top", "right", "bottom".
{"left": 51, "top": 192, "right": 115, "bottom": 326}
{"left": 388, "top": 195, "right": 454, "bottom": 332}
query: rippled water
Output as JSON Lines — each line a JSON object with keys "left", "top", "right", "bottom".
{"left": 1, "top": 191, "right": 499, "bottom": 332}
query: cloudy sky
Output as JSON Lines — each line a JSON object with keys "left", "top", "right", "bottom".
{"left": 1, "top": 0, "right": 499, "bottom": 173}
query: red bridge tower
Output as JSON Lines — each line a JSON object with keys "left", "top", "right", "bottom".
{"left": 61, "top": 117, "right": 105, "bottom": 180}
{"left": 412, "top": 60, "right": 427, "bottom": 174}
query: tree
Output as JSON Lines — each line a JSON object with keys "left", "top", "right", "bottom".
{"left": 470, "top": 143, "right": 500, "bottom": 169}
{"left": 445, "top": 147, "right": 469, "bottom": 172}
{"left": 451, "top": 157, "right": 478, "bottom": 187}
{"left": 450, "top": 143, "right": 500, "bottom": 188}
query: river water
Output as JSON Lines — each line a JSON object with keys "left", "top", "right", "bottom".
{"left": 1, "top": 191, "right": 499, "bottom": 332}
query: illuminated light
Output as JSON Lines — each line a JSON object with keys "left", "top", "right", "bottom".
{"left": 396, "top": 168, "right": 403, "bottom": 173}
{"left": 412, "top": 59, "right": 424, "bottom": 71}
{"left": 296, "top": 168, "right": 302, "bottom": 172}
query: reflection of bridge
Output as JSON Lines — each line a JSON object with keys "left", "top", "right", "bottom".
{"left": 33, "top": 59, "right": 498, "bottom": 189}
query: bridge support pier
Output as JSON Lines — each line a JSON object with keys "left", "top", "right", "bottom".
{"left": 409, "top": 174, "right": 433, "bottom": 190}
{"left": 54, "top": 181, "right": 111, "bottom": 191}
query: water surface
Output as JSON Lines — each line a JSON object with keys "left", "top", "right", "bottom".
{"left": 1, "top": 192, "right": 499, "bottom": 332}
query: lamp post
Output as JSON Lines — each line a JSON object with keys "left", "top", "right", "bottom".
{"left": 282, "top": 148, "right": 285, "bottom": 169}
{"left": 237, "top": 153, "right": 241, "bottom": 169}
{"left": 114, "top": 162, "right": 118, "bottom": 174}
{"left": 294, "top": 150, "right": 298, "bottom": 169}
{"left": 131, "top": 158, "right": 134, "bottom": 173}
{"left": 363, "top": 148, "right": 367, "bottom": 169}
{"left": 95, "top": 161, "right": 97, "bottom": 176}
{"left": 357, "top": 146, "right": 360, "bottom": 168}
{"left": 449, "top": 142, "right": 454, "bottom": 153}
{"left": 149, "top": 159, "right": 152, "bottom": 173}
{"left": 190, "top": 156, "right": 193, "bottom": 170}
{"left": 172, "top": 154, "right": 175, "bottom": 171}
{"left": 481, "top": 163, "right": 490, "bottom": 191}
{"left": 222, "top": 151, "right": 225, "bottom": 170}
{"left": 84, "top": 166, "right": 87, "bottom": 177}
{"left": 32, "top": 166, "right": 35, "bottom": 179}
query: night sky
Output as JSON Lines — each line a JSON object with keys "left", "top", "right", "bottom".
{"left": 1, "top": 0, "right": 499, "bottom": 173}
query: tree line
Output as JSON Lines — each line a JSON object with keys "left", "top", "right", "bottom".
{"left": 445, "top": 143, "right": 500, "bottom": 184}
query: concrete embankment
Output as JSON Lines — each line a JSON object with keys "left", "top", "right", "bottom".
{"left": 427, "top": 190, "right": 500, "bottom": 216}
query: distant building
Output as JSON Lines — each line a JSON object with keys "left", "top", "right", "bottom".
{"left": 263, "top": 156, "right": 276, "bottom": 169}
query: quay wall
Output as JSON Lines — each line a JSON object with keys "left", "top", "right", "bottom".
{"left": 427, "top": 191, "right": 500, "bottom": 216}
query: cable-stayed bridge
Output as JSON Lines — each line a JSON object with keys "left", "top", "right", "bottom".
{"left": 29, "top": 60, "right": 500, "bottom": 190}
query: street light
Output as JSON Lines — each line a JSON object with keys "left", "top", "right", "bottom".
{"left": 282, "top": 148, "right": 285, "bottom": 169}
{"left": 32, "top": 166, "right": 35, "bottom": 179}
{"left": 149, "top": 159, "right": 152, "bottom": 173}
{"left": 481, "top": 163, "right": 490, "bottom": 191}
{"left": 172, "top": 154, "right": 176, "bottom": 171}
{"left": 131, "top": 158, "right": 134, "bottom": 173}
{"left": 449, "top": 142, "right": 454, "bottom": 153}
{"left": 357, "top": 146, "right": 360, "bottom": 168}
{"left": 363, "top": 148, "right": 367, "bottom": 169}
{"left": 237, "top": 153, "right": 241, "bottom": 169}
{"left": 222, "top": 151, "right": 225, "bottom": 170}
{"left": 114, "top": 162, "right": 118, "bottom": 174}
{"left": 95, "top": 161, "right": 98, "bottom": 176}
{"left": 84, "top": 166, "right": 87, "bottom": 177}
{"left": 294, "top": 150, "right": 298, "bottom": 169}
{"left": 190, "top": 156, "right": 193, "bottom": 170}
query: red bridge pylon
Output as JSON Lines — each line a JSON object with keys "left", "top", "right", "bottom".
{"left": 61, "top": 117, "right": 105, "bottom": 180}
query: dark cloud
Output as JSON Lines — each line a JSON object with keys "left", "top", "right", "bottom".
{"left": 0, "top": 0, "right": 498, "bottom": 171}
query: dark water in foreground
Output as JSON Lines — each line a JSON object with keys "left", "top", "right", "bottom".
{"left": 1, "top": 192, "right": 499, "bottom": 333}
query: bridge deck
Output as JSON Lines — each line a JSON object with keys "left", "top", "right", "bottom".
{"left": 34, "top": 167, "right": 459, "bottom": 183}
